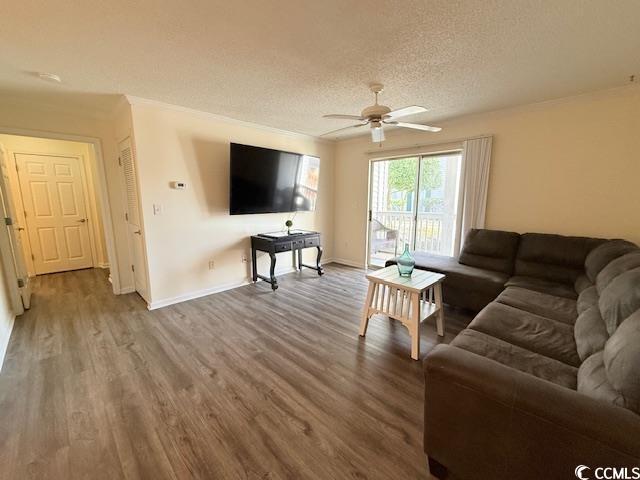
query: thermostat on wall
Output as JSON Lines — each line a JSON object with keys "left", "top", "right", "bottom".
{"left": 170, "top": 181, "right": 187, "bottom": 190}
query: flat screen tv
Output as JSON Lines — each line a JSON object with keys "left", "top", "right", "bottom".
{"left": 229, "top": 143, "right": 320, "bottom": 215}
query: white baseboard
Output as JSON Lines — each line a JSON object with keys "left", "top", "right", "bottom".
{"left": 326, "top": 258, "right": 366, "bottom": 269}
{"left": 98, "top": 262, "right": 110, "bottom": 269}
{"left": 146, "top": 266, "right": 299, "bottom": 311}
{"left": 147, "top": 279, "right": 251, "bottom": 310}
{"left": 0, "top": 314, "right": 16, "bottom": 373}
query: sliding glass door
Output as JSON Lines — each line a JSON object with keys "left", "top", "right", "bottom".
{"left": 368, "top": 152, "right": 463, "bottom": 268}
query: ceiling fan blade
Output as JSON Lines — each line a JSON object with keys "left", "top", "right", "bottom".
{"left": 385, "top": 105, "right": 428, "bottom": 119}
{"left": 323, "top": 114, "right": 365, "bottom": 120}
{"left": 392, "top": 121, "right": 442, "bottom": 132}
{"left": 371, "top": 126, "right": 385, "bottom": 143}
{"left": 321, "top": 123, "right": 368, "bottom": 136}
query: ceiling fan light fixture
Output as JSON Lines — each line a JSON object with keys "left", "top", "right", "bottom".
{"left": 371, "top": 124, "right": 385, "bottom": 143}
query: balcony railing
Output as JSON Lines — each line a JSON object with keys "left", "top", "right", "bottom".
{"left": 372, "top": 211, "right": 456, "bottom": 257}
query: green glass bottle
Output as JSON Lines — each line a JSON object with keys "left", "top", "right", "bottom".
{"left": 397, "top": 243, "right": 415, "bottom": 277}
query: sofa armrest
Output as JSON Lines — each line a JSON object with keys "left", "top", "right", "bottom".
{"left": 424, "top": 345, "right": 640, "bottom": 480}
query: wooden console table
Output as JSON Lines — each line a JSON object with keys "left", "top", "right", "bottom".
{"left": 359, "top": 266, "right": 445, "bottom": 360}
{"left": 251, "top": 231, "right": 324, "bottom": 290}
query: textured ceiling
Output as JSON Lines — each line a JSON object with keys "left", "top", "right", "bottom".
{"left": 1, "top": 0, "right": 639, "bottom": 137}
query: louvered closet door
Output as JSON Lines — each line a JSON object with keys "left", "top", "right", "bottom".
{"left": 119, "top": 138, "right": 148, "bottom": 297}
{"left": 17, "top": 154, "right": 93, "bottom": 274}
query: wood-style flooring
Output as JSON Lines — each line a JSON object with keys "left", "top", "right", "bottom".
{"left": 0, "top": 264, "right": 470, "bottom": 479}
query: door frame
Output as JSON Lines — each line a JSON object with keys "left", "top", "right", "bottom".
{"left": 12, "top": 151, "right": 100, "bottom": 274}
{"left": 366, "top": 149, "right": 464, "bottom": 269}
{"left": 0, "top": 127, "right": 121, "bottom": 294}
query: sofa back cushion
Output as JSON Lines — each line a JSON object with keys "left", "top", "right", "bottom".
{"left": 574, "top": 274, "right": 593, "bottom": 295}
{"left": 596, "top": 251, "right": 640, "bottom": 294}
{"left": 599, "top": 267, "right": 640, "bottom": 336}
{"left": 577, "top": 286, "right": 598, "bottom": 315}
{"left": 578, "top": 352, "right": 626, "bottom": 408}
{"left": 458, "top": 229, "right": 520, "bottom": 274}
{"left": 584, "top": 240, "right": 638, "bottom": 282}
{"left": 514, "top": 233, "right": 604, "bottom": 284}
{"left": 603, "top": 309, "right": 640, "bottom": 414}
{"left": 574, "top": 306, "right": 609, "bottom": 361}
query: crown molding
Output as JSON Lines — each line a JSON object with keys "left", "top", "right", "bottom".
{"left": 125, "top": 95, "right": 334, "bottom": 144}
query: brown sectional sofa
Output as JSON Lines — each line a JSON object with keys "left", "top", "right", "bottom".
{"left": 390, "top": 230, "right": 640, "bottom": 479}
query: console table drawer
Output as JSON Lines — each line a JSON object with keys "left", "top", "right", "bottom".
{"left": 305, "top": 236, "right": 320, "bottom": 247}
{"left": 292, "top": 239, "right": 305, "bottom": 249}
{"left": 274, "top": 242, "right": 291, "bottom": 252}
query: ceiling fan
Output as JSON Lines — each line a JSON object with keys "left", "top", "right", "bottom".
{"left": 322, "top": 83, "right": 441, "bottom": 143}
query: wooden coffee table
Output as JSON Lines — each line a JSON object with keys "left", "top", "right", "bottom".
{"left": 359, "top": 266, "right": 445, "bottom": 360}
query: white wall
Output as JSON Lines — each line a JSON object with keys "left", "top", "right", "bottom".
{"left": 0, "top": 99, "right": 133, "bottom": 291}
{"left": 0, "top": 134, "right": 109, "bottom": 273}
{"left": 334, "top": 85, "right": 640, "bottom": 266}
{"left": 129, "top": 100, "right": 335, "bottom": 307}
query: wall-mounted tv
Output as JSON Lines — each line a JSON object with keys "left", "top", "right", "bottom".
{"left": 229, "top": 143, "right": 320, "bottom": 215}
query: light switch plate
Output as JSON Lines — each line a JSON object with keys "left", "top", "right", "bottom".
{"left": 153, "top": 204, "right": 162, "bottom": 215}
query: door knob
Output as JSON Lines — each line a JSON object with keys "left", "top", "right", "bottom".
{"left": 77, "top": 218, "right": 87, "bottom": 223}
{"left": 134, "top": 230, "right": 141, "bottom": 235}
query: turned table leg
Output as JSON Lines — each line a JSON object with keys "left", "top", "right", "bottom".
{"left": 269, "top": 252, "right": 278, "bottom": 290}
{"left": 316, "top": 246, "right": 324, "bottom": 276}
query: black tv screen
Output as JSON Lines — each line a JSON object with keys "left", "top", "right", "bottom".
{"left": 229, "top": 143, "right": 320, "bottom": 215}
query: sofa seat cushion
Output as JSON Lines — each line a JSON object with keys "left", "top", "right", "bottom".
{"left": 505, "top": 275, "right": 577, "bottom": 299}
{"left": 468, "top": 302, "right": 581, "bottom": 367}
{"left": 398, "top": 252, "right": 509, "bottom": 295}
{"left": 451, "top": 329, "right": 578, "bottom": 388}
{"left": 495, "top": 286, "right": 577, "bottom": 325}
{"left": 458, "top": 228, "right": 520, "bottom": 275}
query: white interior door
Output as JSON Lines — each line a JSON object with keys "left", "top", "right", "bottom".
{"left": 16, "top": 153, "right": 93, "bottom": 274}
{"left": 119, "top": 138, "right": 148, "bottom": 298}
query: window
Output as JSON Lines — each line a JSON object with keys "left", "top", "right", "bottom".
{"left": 368, "top": 152, "right": 463, "bottom": 267}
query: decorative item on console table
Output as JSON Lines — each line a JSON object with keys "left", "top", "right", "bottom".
{"left": 251, "top": 230, "right": 324, "bottom": 290}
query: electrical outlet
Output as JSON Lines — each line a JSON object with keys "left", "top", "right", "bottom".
{"left": 208, "top": 260, "right": 215, "bottom": 270}
{"left": 241, "top": 254, "right": 248, "bottom": 264}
